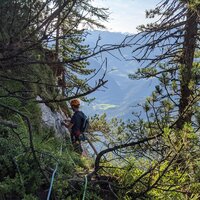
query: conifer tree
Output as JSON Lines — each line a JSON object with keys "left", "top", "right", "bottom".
{"left": 0, "top": 0, "right": 117, "bottom": 103}
{"left": 120, "top": 0, "right": 200, "bottom": 198}
{"left": 129, "top": 0, "right": 200, "bottom": 130}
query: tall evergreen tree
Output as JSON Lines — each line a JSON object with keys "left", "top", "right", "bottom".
{"left": 129, "top": 0, "right": 200, "bottom": 130}
{"left": 0, "top": 0, "right": 116, "bottom": 103}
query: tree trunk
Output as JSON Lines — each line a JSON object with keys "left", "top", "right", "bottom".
{"left": 177, "top": 9, "right": 198, "bottom": 129}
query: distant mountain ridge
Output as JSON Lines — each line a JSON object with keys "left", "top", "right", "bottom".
{"left": 83, "top": 31, "right": 157, "bottom": 120}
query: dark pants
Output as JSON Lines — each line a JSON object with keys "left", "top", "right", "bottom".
{"left": 70, "top": 131, "right": 83, "bottom": 154}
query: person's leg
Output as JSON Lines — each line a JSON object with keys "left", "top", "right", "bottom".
{"left": 73, "top": 135, "right": 83, "bottom": 154}
{"left": 70, "top": 132, "right": 75, "bottom": 143}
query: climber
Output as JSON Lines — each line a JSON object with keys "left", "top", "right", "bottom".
{"left": 61, "top": 98, "right": 86, "bottom": 154}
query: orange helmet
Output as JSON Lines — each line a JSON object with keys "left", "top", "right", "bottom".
{"left": 70, "top": 98, "right": 80, "bottom": 107}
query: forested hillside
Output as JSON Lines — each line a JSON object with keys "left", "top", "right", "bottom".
{"left": 83, "top": 30, "right": 157, "bottom": 119}
{"left": 1, "top": 0, "right": 200, "bottom": 200}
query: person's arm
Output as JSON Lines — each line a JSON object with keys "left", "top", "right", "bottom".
{"left": 67, "top": 122, "right": 73, "bottom": 129}
{"left": 61, "top": 119, "right": 73, "bottom": 129}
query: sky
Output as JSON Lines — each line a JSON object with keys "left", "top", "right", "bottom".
{"left": 92, "top": 0, "right": 160, "bottom": 33}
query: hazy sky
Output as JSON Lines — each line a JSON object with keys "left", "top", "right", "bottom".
{"left": 92, "top": 0, "right": 160, "bottom": 33}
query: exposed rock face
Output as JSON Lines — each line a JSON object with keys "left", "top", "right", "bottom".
{"left": 36, "top": 96, "right": 70, "bottom": 137}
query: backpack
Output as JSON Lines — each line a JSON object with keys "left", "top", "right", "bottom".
{"left": 80, "top": 113, "right": 89, "bottom": 133}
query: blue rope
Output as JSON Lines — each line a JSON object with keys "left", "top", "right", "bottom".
{"left": 82, "top": 175, "right": 88, "bottom": 200}
{"left": 47, "top": 164, "right": 58, "bottom": 200}
{"left": 46, "top": 144, "right": 63, "bottom": 200}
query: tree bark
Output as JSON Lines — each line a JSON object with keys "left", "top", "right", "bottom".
{"left": 177, "top": 9, "right": 198, "bottom": 129}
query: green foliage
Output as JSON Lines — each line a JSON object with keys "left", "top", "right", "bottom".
{"left": 0, "top": 0, "right": 115, "bottom": 199}
{"left": 180, "top": 0, "right": 200, "bottom": 10}
{"left": 4, "top": 0, "right": 200, "bottom": 199}
{"left": 0, "top": 116, "right": 94, "bottom": 199}
{"left": 0, "top": 62, "right": 97, "bottom": 199}
{"left": 89, "top": 113, "right": 110, "bottom": 134}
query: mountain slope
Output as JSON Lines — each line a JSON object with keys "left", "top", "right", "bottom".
{"left": 83, "top": 31, "right": 157, "bottom": 119}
